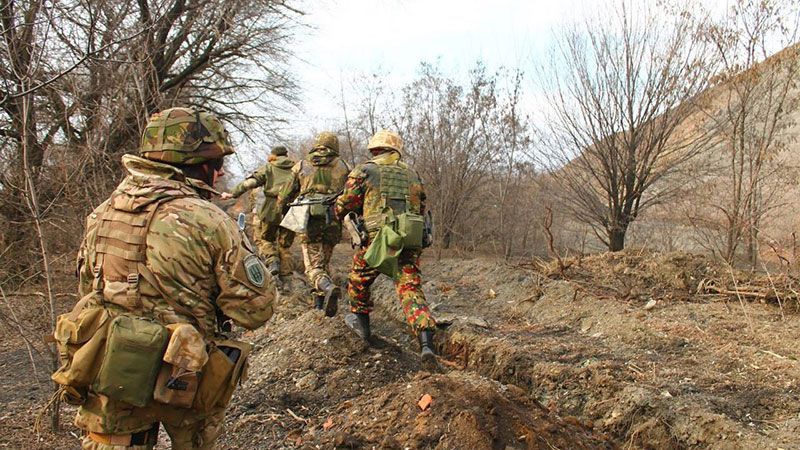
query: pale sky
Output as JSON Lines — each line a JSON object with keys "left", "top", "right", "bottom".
{"left": 286, "top": 0, "right": 734, "bottom": 132}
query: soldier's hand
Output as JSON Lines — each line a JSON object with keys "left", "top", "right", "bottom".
{"left": 220, "top": 192, "right": 234, "bottom": 200}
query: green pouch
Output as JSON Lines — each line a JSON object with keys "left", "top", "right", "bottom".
{"left": 309, "top": 203, "right": 328, "bottom": 218}
{"left": 93, "top": 315, "right": 169, "bottom": 407}
{"left": 364, "top": 224, "right": 404, "bottom": 279}
{"left": 397, "top": 213, "right": 424, "bottom": 249}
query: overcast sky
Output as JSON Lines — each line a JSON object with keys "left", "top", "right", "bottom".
{"left": 286, "top": 0, "right": 734, "bottom": 132}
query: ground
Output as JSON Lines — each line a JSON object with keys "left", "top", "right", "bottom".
{"left": 1, "top": 248, "right": 799, "bottom": 449}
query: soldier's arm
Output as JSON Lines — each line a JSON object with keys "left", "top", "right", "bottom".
{"left": 211, "top": 217, "right": 275, "bottom": 330}
{"left": 230, "top": 166, "right": 268, "bottom": 198}
{"left": 334, "top": 165, "right": 367, "bottom": 220}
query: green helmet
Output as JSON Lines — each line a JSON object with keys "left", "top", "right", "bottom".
{"left": 271, "top": 145, "right": 288, "bottom": 156}
{"left": 312, "top": 131, "right": 339, "bottom": 153}
{"left": 139, "top": 107, "right": 234, "bottom": 165}
{"left": 367, "top": 129, "right": 403, "bottom": 154}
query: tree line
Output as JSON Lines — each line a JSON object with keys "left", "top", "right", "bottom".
{"left": 2, "top": 0, "right": 800, "bottom": 297}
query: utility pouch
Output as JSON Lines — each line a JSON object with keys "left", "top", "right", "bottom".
{"left": 364, "top": 224, "right": 404, "bottom": 279}
{"left": 153, "top": 323, "right": 207, "bottom": 408}
{"left": 397, "top": 212, "right": 424, "bottom": 249}
{"left": 193, "top": 339, "right": 252, "bottom": 413}
{"left": 307, "top": 194, "right": 329, "bottom": 218}
{"left": 51, "top": 296, "right": 111, "bottom": 401}
{"left": 93, "top": 315, "right": 169, "bottom": 407}
{"left": 153, "top": 364, "right": 199, "bottom": 409}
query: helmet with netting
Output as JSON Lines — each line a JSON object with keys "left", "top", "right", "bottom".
{"left": 312, "top": 131, "right": 339, "bottom": 153}
{"left": 367, "top": 129, "right": 403, "bottom": 154}
{"left": 140, "top": 107, "right": 234, "bottom": 165}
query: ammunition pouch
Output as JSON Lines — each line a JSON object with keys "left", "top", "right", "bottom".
{"left": 396, "top": 212, "right": 424, "bottom": 249}
{"left": 193, "top": 339, "right": 252, "bottom": 413}
{"left": 306, "top": 194, "right": 329, "bottom": 218}
{"left": 51, "top": 295, "right": 111, "bottom": 404}
{"left": 93, "top": 315, "right": 169, "bottom": 407}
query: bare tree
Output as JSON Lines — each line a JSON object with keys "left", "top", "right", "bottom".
{"left": 537, "top": 1, "right": 712, "bottom": 252}
{"left": 693, "top": 0, "right": 800, "bottom": 267}
{"left": 391, "top": 62, "right": 500, "bottom": 250}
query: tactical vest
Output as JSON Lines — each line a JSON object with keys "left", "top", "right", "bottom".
{"left": 265, "top": 165, "right": 293, "bottom": 198}
{"left": 364, "top": 161, "right": 418, "bottom": 232}
{"left": 91, "top": 192, "right": 205, "bottom": 333}
{"left": 297, "top": 159, "right": 344, "bottom": 196}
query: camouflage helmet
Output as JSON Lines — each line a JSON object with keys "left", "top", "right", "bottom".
{"left": 367, "top": 129, "right": 403, "bottom": 154}
{"left": 271, "top": 145, "right": 288, "bottom": 156}
{"left": 312, "top": 131, "right": 339, "bottom": 153}
{"left": 140, "top": 107, "right": 234, "bottom": 165}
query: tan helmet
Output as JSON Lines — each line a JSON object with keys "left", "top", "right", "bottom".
{"left": 139, "top": 107, "right": 234, "bottom": 165}
{"left": 312, "top": 131, "right": 339, "bottom": 153}
{"left": 367, "top": 129, "right": 403, "bottom": 154}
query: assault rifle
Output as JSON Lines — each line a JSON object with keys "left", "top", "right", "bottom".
{"left": 422, "top": 210, "right": 434, "bottom": 248}
{"left": 286, "top": 189, "right": 343, "bottom": 225}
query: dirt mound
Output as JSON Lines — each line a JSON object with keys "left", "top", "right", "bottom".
{"left": 223, "top": 305, "right": 606, "bottom": 449}
{"left": 319, "top": 371, "right": 611, "bottom": 449}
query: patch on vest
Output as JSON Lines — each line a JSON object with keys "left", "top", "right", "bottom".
{"left": 243, "top": 255, "right": 266, "bottom": 288}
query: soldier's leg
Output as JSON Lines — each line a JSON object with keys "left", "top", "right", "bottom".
{"left": 258, "top": 220, "right": 280, "bottom": 266}
{"left": 276, "top": 227, "right": 295, "bottom": 275}
{"left": 345, "top": 247, "right": 380, "bottom": 339}
{"left": 395, "top": 250, "right": 437, "bottom": 361}
{"left": 163, "top": 409, "right": 226, "bottom": 450}
{"left": 347, "top": 247, "right": 380, "bottom": 315}
{"left": 301, "top": 240, "right": 327, "bottom": 310}
{"left": 394, "top": 250, "right": 436, "bottom": 333}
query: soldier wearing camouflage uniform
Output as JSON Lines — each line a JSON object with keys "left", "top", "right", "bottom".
{"left": 71, "top": 107, "right": 274, "bottom": 449}
{"left": 222, "top": 146, "right": 296, "bottom": 276}
{"left": 334, "top": 130, "right": 437, "bottom": 361}
{"left": 278, "top": 132, "right": 349, "bottom": 316}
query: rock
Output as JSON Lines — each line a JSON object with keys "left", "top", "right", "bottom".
{"left": 295, "top": 372, "right": 319, "bottom": 390}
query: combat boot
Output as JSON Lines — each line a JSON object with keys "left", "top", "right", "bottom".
{"left": 267, "top": 260, "right": 281, "bottom": 277}
{"left": 419, "top": 329, "right": 436, "bottom": 363}
{"left": 313, "top": 295, "right": 324, "bottom": 310}
{"left": 345, "top": 312, "right": 371, "bottom": 341}
{"left": 317, "top": 277, "right": 340, "bottom": 317}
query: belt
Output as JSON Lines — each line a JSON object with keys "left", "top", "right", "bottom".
{"left": 88, "top": 424, "right": 158, "bottom": 446}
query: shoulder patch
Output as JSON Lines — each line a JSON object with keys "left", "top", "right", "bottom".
{"left": 243, "top": 254, "right": 267, "bottom": 288}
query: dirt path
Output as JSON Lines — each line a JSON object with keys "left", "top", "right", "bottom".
{"left": 2, "top": 249, "right": 799, "bottom": 448}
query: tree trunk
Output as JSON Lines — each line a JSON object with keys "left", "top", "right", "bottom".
{"left": 608, "top": 227, "right": 626, "bottom": 252}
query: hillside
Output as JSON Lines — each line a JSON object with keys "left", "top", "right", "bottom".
{"left": 3, "top": 247, "right": 800, "bottom": 448}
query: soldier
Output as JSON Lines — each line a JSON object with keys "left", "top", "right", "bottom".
{"left": 334, "top": 130, "right": 437, "bottom": 362}
{"left": 59, "top": 107, "right": 275, "bottom": 449}
{"left": 278, "top": 132, "right": 349, "bottom": 316}
{"left": 221, "top": 145, "right": 296, "bottom": 276}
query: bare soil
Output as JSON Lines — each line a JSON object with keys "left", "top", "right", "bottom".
{"left": 2, "top": 248, "right": 800, "bottom": 449}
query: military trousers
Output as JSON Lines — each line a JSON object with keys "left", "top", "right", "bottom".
{"left": 347, "top": 247, "right": 436, "bottom": 333}
{"left": 299, "top": 219, "right": 342, "bottom": 294}
{"left": 252, "top": 216, "right": 294, "bottom": 272}
{"left": 80, "top": 408, "right": 226, "bottom": 450}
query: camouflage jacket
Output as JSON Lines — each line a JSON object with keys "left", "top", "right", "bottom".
{"left": 77, "top": 155, "right": 274, "bottom": 337}
{"left": 230, "top": 155, "right": 295, "bottom": 223}
{"left": 335, "top": 150, "right": 426, "bottom": 234}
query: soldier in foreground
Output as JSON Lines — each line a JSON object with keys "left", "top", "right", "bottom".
{"left": 221, "top": 145, "right": 296, "bottom": 276}
{"left": 51, "top": 107, "right": 275, "bottom": 449}
{"left": 278, "top": 132, "right": 349, "bottom": 316}
{"left": 334, "top": 130, "right": 437, "bottom": 362}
